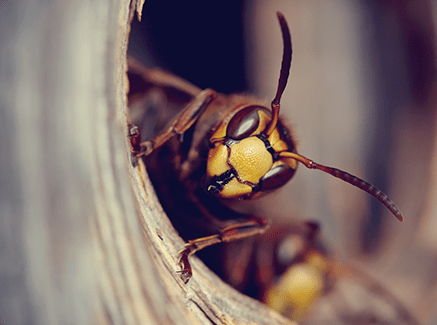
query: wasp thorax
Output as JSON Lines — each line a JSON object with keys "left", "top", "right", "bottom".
{"left": 202, "top": 105, "right": 297, "bottom": 199}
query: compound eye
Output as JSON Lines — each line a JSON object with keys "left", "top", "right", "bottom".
{"left": 227, "top": 106, "right": 265, "bottom": 140}
{"left": 260, "top": 164, "right": 295, "bottom": 191}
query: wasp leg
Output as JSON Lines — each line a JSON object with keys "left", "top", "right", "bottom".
{"left": 136, "top": 88, "right": 216, "bottom": 157}
{"left": 177, "top": 217, "right": 271, "bottom": 283}
{"left": 129, "top": 125, "right": 142, "bottom": 153}
{"left": 127, "top": 56, "right": 201, "bottom": 99}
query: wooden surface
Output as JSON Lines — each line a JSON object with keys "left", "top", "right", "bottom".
{"left": 0, "top": 0, "right": 294, "bottom": 324}
{"left": 2, "top": 1, "right": 436, "bottom": 324}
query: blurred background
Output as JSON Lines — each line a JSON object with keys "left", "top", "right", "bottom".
{"left": 129, "top": 0, "right": 437, "bottom": 324}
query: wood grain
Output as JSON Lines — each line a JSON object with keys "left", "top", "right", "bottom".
{"left": 0, "top": 0, "right": 294, "bottom": 323}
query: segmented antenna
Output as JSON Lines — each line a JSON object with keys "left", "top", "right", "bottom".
{"left": 265, "top": 12, "right": 292, "bottom": 136}
{"left": 279, "top": 151, "right": 404, "bottom": 222}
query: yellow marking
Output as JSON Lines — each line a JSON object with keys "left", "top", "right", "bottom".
{"left": 220, "top": 178, "right": 252, "bottom": 198}
{"left": 229, "top": 137, "right": 273, "bottom": 184}
{"left": 210, "top": 120, "right": 228, "bottom": 141}
{"left": 254, "top": 110, "right": 270, "bottom": 134}
{"left": 206, "top": 145, "right": 230, "bottom": 177}
{"left": 269, "top": 129, "right": 288, "bottom": 152}
{"left": 265, "top": 261, "right": 324, "bottom": 321}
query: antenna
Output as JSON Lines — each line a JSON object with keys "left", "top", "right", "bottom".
{"left": 265, "top": 12, "right": 292, "bottom": 136}
{"left": 279, "top": 151, "right": 404, "bottom": 222}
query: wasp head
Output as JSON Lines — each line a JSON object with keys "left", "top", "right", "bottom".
{"left": 203, "top": 105, "right": 297, "bottom": 199}
{"left": 202, "top": 12, "right": 295, "bottom": 199}
{"left": 202, "top": 12, "right": 403, "bottom": 221}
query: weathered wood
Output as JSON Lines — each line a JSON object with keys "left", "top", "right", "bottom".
{"left": 3, "top": 0, "right": 437, "bottom": 324}
{"left": 0, "top": 0, "right": 294, "bottom": 323}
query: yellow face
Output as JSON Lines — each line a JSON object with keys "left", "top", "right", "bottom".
{"left": 203, "top": 105, "right": 297, "bottom": 199}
